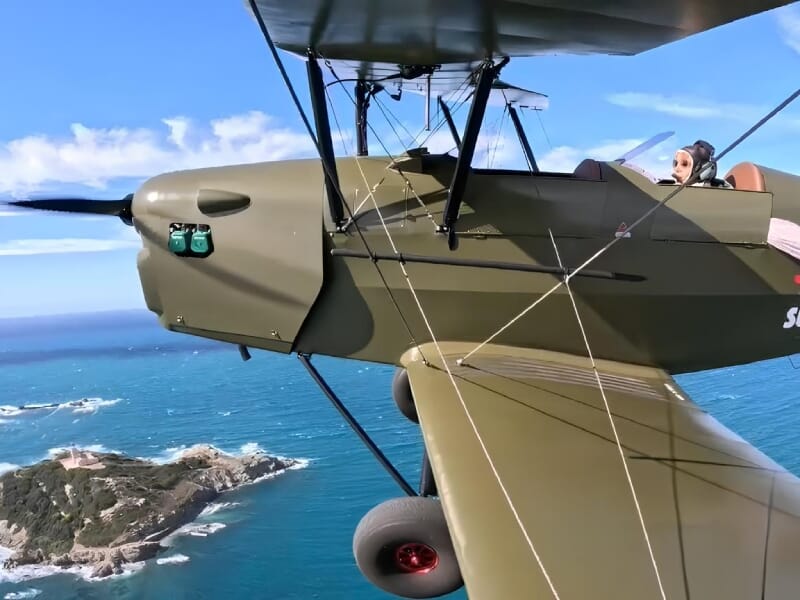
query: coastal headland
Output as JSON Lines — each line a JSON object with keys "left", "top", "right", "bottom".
{"left": 0, "top": 445, "right": 299, "bottom": 578}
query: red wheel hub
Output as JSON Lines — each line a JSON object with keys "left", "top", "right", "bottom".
{"left": 394, "top": 542, "right": 439, "bottom": 574}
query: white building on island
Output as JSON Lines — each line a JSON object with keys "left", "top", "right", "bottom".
{"left": 59, "top": 447, "right": 105, "bottom": 471}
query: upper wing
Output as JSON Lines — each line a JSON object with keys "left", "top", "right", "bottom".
{"left": 403, "top": 342, "right": 800, "bottom": 599}
{"left": 248, "top": 0, "right": 791, "bottom": 64}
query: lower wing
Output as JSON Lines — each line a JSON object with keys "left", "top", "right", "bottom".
{"left": 403, "top": 342, "right": 800, "bottom": 599}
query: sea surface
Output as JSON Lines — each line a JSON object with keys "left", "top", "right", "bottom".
{"left": 1, "top": 310, "right": 800, "bottom": 600}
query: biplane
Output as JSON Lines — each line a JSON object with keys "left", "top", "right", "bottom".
{"left": 10, "top": 0, "right": 800, "bottom": 598}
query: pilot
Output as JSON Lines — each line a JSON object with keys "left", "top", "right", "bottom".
{"left": 671, "top": 140, "right": 732, "bottom": 188}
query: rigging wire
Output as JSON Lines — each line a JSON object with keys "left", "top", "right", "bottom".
{"left": 531, "top": 109, "right": 553, "bottom": 150}
{"left": 548, "top": 230, "right": 667, "bottom": 600}
{"left": 371, "top": 93, "right": 415, "bottom": 153}
{"left": 324, "top": 83, "right": 353, "bottom": 157}
{"left": 323, "top": 55, "right": 464, "bottom": 157}
{"left": 488, "top": 104, "right": 510, "bottom": 168}
{"left": 321, "top": 57, "right": 441, "bottom": 231}
{"left": 460, "top": 85, "right": 800, "bottom": 365}
{"left": 374, "top": 93, "right": 417, "bottom": 149}
{"left": 413, "top": 81, "right": 475, "bottom": 149}
{"left": 351, "top": 155, "right": 562, "bottom": 599}
{"left": 245, "top": 0, "right": 428, "bottom": 363}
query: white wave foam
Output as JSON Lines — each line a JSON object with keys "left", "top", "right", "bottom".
{"left": 199, "top": 502, "right": 240, "bottom": 517}
{"left": 156, "top": 554, "right": 190, "bottom": 566}
{"left": 240, "top": 442, "right": 265, "bottom": 455}
{"left": 1, "top": 398, "right": 119, "bottom": 418}
{"left": 47, "top": 444, "right": 117, "bottom": 459}
{"left": 66, "top": 398, "right": 120, "bottom": 414}
{"left": 0, "top": 559, "right": 144, "bottom": 585}
{"left": 251, "top": 458, "right": 311, "bottom": 484}
{"left": 93, "top": 561, "right": 146, "bottom": 581}
{"left": 4, "top": 589, "right": 42, "bottom": 600}
{"left": 150, "top": 446, "right": 189, "bottom": 464}
{"left": 164, "top": 522, "right": 227, "bottom": 543}
{"left": 0, "top": 463, "right": 19, "bottom": 476}
{"left": 150, "top": 442, "right": 272, "bottom": 464}
{"left": 0, "top": 562, "right": 93, "bottom": 585}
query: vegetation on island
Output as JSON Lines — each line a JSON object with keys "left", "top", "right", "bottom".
{"left": 0, "top": 447, "right": 296, "bottom": 576}
{"left": 0, "top": 453, "right": 204, "bottom": 555}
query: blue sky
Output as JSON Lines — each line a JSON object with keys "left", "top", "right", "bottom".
{"left": 1, "top": 1, "right": 799, "bottom": 317}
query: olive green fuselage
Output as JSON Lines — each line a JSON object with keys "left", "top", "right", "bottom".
{"left": 132, "top": 153, "right": 800, "bottom": 374}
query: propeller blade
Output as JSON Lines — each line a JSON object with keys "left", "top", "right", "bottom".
{"left": 8, "top": 194, "right": 134, "bottom": 225}
{"left": 615, "top": 131, "right": 674, "bottom": 165}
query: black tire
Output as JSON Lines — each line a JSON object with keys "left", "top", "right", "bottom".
{"left": 392, "top": 368, "right": 418, "bottom": 424}
{"left": 353, "top": 497, "right": 463, "bottom": 599}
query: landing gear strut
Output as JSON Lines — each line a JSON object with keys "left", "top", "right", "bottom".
{"left": 350, "top": 371, "right": 457, "bottom": 598}
{"left": 353, "top": 497, "right": 463, "bottom": 599}
{"left": 299, "top": 355, "right": 459, "bottom": 596}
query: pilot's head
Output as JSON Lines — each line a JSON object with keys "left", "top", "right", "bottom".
{"left": 672, "top": 140, "right": 715, "bottom": 184}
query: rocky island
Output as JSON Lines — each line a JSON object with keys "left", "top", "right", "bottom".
{"left": 0, "top": 445, "right": 299, "bottom": 578}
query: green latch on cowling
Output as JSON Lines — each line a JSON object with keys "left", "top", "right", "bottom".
{"left": 168, "top": 223, "right": 214, "bottom": 258}
{"left": 190, "top": 225, "right": 212, "bottom": 255}
{"left": 169, "top": 228, "right": 190, "bottom": 253}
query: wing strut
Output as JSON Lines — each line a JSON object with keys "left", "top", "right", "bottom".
{"left": 508, "top": 105, "right": 539, "bottom": 173}
{"left": 440, "top": 58, "right": 508, "bottom": 250}
{"left": 298, "top": 353, "right": 418, "bottom": 497}
{"left": 355, "top": 80, "right": 369, "bottom": 156}
{"left": 307, "top": 51, "right": 345, "bottom": 227}
{"left": 437, "top": 96, "right": 462, "bottom": 150}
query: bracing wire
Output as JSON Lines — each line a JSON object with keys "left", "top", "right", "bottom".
{"left": 321, "top": 57, "right": 441, "bottom": 230}
{"left": 461, "top": 85, "right": 800, "bottom": 365}
{"left": 532, "top": 109, "right": 553, "bottom": 150}
{"left": 488, "top": 104, "right": 510, "bottom": 169}
{"left": 352, "top": 155, "right": 562, "bottom": 599}
{"left": 413, "top": 80, "right": 475, "bottom": 149}
{"left": 548, "top": 230, "right": 667, "bottom": 600}
{"left": 371, "top": 94, "right": 415, "bottom": 154}
{"left": 325, "top": 84, "right": 353, "bottom": 156}
{"left": 374, "top": 93, "right": 417, "bottom": 149}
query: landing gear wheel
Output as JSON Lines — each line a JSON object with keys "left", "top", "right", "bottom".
{"left": 353, "top": 496, "right": 463, "bottom": 599}
{"left": 392, "top": 368, "right": 418, "bottom": 424}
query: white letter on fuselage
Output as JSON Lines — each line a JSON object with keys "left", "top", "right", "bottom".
{"left": 784, "top": 307, "right": 799, "bottom": 329}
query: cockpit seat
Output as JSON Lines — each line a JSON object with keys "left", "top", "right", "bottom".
{"left": 723, "top": 162, "right": 765, "bottom": 192}
{"left": 573, "top": 158, "right": 602, "bottom": 181}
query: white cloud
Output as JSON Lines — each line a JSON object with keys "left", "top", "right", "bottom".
{"left": 0, "top": 210, "right": 29, "bottom": 217}
{"left": 777, "top": 5, "right": 800, "bottom": 54}
{"left": 0, "top": 238, "right": 140, "bottom": 256}
{"left": 0, "top": 111, "right": 316, "bottom": 194}
{"left": 412, "top": 128, "right": 524, "bottom": 169}
{"left": 538, "top": 137, "right": 674, "bottom": 180}
{"left": 606, "top": 93, "right": 756, "bottom": 120}
{"left": 607, "top": 92, "right": 800, "bottom": 131}
{"left": 403, "top": 127, "right": 674, "bottom": 177}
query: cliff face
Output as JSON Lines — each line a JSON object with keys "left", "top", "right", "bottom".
{"left": 0, "top": 445, "right": 297, "bottom": 578}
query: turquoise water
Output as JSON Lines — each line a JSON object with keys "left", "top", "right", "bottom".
{"left": 1, "top": 311, "right": 799, "bottom": 599}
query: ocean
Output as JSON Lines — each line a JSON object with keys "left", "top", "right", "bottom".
{"left": 1, "top": 310, "right": 799, "bottom": 600}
